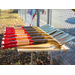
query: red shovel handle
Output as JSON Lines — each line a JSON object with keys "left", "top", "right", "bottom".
{"left": 32, "top": 14, "right": 35, "bottom": 20}
{"left": 2, "top": 41, "right": 17, "bottom": 45}
{"left": 4, "top": 35, "right": 17, "bottom": 38}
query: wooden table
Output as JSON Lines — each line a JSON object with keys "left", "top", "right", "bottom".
{"left": 16, "top": 26, "right": 69, "bottom": 65}
{"left": 2, "top": 26, "right": 69, "bottom": 65}
{"left": 17, "top": 44, "right": 69, "bottom": 65}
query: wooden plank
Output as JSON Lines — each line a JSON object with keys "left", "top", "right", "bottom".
{"left": 39, "top": 24, "right": 49, "bottom": 29}
{"left": 51, "top": 30, "right": 64, "bottom": 37}
{"left": 17, "top": 45, "right": 69, "bottom": 52}
{"left": 18, "top": 43, "right": 54, "bottom": 48}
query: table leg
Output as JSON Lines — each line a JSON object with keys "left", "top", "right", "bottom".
{"left": 50, "top": 51, "right": 52, "bottom": 65}
{"left": 17, "top": 53, "right": 19, "bottom": 59}
{"left": 31, "top": 52, "right": 33, "bottom": 65}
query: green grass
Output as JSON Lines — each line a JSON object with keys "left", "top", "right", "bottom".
{"left": 0, "top": 15, "right": 9, "bottom": 19}
{"left": 0, "top": 9, "right": 25, "bottom": 34}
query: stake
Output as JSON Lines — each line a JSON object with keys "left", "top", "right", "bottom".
{"left": 1, "top": 39, "right": 58, "bottom": 49}
{"left": 2, "top": 39, "right": 56, "bottom": 45}
{"left": 3, "top": 36, "right": 52, "bottom": 41}
{"left": 4, "top": 31, "right": 43, "bottom": 35}
{"left": 4, "top": 33, "right": 47, "bottom": 38}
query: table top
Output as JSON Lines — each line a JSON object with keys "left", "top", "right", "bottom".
{"left": 17, "top": 44, "right": 69, "bottom": 52}
{"left": 2, "top": 26, "right": 69, "bottom": 51}
{"left": 16, "top": 26, "right": 69, "bottom": 52}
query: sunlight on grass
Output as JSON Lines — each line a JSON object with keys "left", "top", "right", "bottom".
{"left": 0, "top": 15, "right": 9, "bottom": 19}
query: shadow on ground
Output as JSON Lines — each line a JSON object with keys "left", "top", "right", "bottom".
{"left": 65, "top": 17, "right": 75, "bottom": 24}
{"left": 5, "top": 15, "right": 17, "bottom": 19}
{"left": 8, "top": 10, "right": 18, "bottom": 14}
